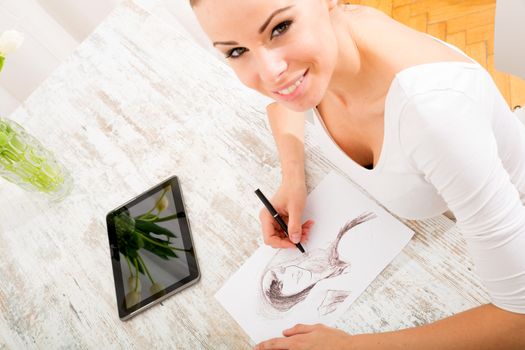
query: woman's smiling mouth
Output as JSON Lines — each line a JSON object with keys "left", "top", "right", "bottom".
{"left": 273, "top": 69, "right": 309, "bottom": 100}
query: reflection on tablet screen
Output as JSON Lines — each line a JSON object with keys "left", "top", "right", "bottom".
{"left": 114, "top": 185, "right": 191, "bottom": 309}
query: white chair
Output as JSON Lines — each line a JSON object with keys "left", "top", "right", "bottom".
{"left": 36, "top": 0, "right": 121, "bottom": 42}
{"left": 495, "top": 0, "right": 525, "bottom": 81}
{"left": 0, "top": 0, "right": 121, "bottom": 117}
{"left": 134, "top": 0, "right": 221, "bottom": 61}
{"left": 494, "top": 0, "right": 525, "bottom": 121}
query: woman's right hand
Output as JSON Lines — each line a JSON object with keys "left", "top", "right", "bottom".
{"left": 259, "top": 182, "right": 315, "bottom": 249}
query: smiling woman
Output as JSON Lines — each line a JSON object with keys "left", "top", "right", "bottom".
{"left": 189, "top": 0, "right": 525, "bottom": 349}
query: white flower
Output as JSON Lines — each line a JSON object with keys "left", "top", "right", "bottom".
{"left": 128, "top": 275, "right": 142, "bottom": 292}
{"left": 155, "top": 196, "right": 169, "bottom": 212}
{"left": 125, "top": 291, "right": 141, "bottom": 308}
{"left": 150, "top": 282, "right": 165, "bottom": 295}
{"left": 0, "top": 30, "right": 24, "bottom": 56}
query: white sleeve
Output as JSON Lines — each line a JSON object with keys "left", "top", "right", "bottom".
{"left": 399, "top": 89, "right": 525, "bottom": 313}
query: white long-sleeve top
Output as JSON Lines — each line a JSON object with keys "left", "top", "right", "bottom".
{"left": 311, "top": 60, "right": 525, "bottom": 313}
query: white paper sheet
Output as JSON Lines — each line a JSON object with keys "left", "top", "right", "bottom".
{"left": 215, "top": 171, "right": 414, "bottom": 343}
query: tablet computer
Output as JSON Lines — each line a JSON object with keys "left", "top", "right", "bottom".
{"left": 106, "top": 176, "right": 200, "bottom": 320}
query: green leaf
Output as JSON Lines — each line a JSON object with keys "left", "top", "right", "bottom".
{"left": 165, "top": 249, "right": 178, "bottom": 258}
{"left": 144, "top": 241, "right": 178, "bottom": 260}
{"left": 0, "top": 131, "right": 8, "bottom": 147}
{"left": 137, "top": 213, "right": 157, "bottom": 221}
{"left": 154, "top": 212, "right": 185, "bottom": 223}
{"left": 136, "top": 257, "right": 145, "bottom": 274}
{"left": 0, "top": 56, "right": 4, "bottom": 72}
{"left": 135, "top": 219, "right": 176, "bottom": 238}
{"left": 157, "top": 245, "right": 178, "bottom": 258}
{"left": 114, "top": 212, "right": 135, "bottom": 238}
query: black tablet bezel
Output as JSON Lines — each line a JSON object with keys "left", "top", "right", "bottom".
{"left": 106, "top": 175, "right": 200, "bottom": 320}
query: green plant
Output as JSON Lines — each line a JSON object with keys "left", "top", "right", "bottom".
{"left": 114, "top": 188, "right": 189, "bottom": 308}
{"left": 0, "top": 120, "right": 66, "bottom": 193}
{"left": 0, "top": 30, "right": 71, "bottom": 199}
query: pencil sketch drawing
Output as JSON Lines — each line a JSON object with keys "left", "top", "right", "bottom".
{"left": 259, "top": 212, "right": 377, "bottom": 317}
{"left": 318, "top": 290, "right": 352, "bottom": 316}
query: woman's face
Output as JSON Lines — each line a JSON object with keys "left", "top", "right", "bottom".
{"left": 262, "top": 247, "right": 339, "bottom": 297}
{"left": 267, "top": 265, "right": 314, "bottom": 296}
{"left": 193, "top": 0, "right": 339, "bottom": 112}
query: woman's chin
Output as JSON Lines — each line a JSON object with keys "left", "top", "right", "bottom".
{"left": 280, "top": 98, "right": 319, "bottom": 113}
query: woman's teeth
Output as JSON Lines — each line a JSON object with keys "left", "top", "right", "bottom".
{"left": 278, "top": 74, "right": 304, "bottom": 95}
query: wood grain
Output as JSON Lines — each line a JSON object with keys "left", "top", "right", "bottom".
{"left": 345, "top": 0, "right": 525, "bottom": 108}
{"left": 0, "top": 1, "right": 489, "bottom": 348}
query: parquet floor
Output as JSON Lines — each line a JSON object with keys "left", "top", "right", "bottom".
{"left": 342, "top": 0, "right": 525, "bottom": 108}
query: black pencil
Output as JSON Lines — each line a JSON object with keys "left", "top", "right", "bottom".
{"left": 255, "top": 189, "right": 306, "bottom": 253}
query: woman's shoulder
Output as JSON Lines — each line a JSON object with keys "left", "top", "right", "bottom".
{"left": 393, "top": 62, "right": 488, "bottom": 100}
{"left": 338, "top": 4, "right": 398, "bottom": 36}
{"left": 338, "top": 5, "right": 475, "bottom": 75}
{"left": 338, "top": 4, "right": 391, "bottom": 21}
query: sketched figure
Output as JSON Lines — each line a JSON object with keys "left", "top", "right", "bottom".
{"left": 259, "top": 212, "right": 377, "bottom": 316}
{"left": 318, "top": 289, "right": 352, "bottom": 316}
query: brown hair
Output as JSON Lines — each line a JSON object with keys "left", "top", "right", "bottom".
{"left": 189, "top": 0, "right": 198, "bottom": 7}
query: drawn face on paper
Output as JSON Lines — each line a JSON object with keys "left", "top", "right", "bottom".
{"left": 262, "top": 244, "right": 341, "bottom": 296}
{"left": 263, "top": 257, "right": 338, "bottom": 298}
{"left": 260, "top": 212, "right": 377, "bottom": 313}
{"left": 269, "top": 265, "right": 312, "bottom": 295}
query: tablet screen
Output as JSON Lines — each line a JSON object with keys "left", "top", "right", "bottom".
{"left": 106, "top": 176, "right": 199, "bottom": 320}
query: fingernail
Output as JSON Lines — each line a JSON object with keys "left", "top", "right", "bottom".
{"left": 291, "top": 234, "right": 300, "bottom": 243}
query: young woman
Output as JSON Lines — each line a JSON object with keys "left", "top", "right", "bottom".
{"left": 190, "top": 0, "right": 525, "bottom": 348}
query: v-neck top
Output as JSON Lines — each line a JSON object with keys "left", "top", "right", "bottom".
{"left": 310, "top": 38, "right": 507, "bottom": 219}
{"left": 308, "top": 39, "right": 525, "bottom": 313}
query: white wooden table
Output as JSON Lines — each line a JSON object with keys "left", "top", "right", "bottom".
{"left": 0, "top": 1, "right": 490, "bottom": 348}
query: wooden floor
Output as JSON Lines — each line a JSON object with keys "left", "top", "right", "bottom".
{"left": 342, "top": 0, "right": 525, "bottom": 108}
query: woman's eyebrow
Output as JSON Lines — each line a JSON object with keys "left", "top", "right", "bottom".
{"left": 213, "top": 5, "right": 294, "bottom": 47}
{"left": 258, "top": 5, "right": 294, "bottom": 34}
{"left": 213, "top": 40, "right": 238, "bottom": 47}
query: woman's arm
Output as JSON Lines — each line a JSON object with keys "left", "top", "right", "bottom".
{"left": 257, "top": 86, "right": 525, "bottom": 349}
{"left": 256, "top": 304, "right": 525, "bottom": 349}
{"left": 259, "top": 103, "right": 313, "bottom": 247}
{"left": 351, "top": 304, "right": 525, "bottom": 349}
{"left": 266, "top": 102, "right": 307, "bottom": 185}
{"left": 399, "top": 89, "right": 525, "bottom": 314}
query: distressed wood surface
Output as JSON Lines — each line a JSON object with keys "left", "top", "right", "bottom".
{"left": 0, "top": 1, "right": 489, "bottom": 349}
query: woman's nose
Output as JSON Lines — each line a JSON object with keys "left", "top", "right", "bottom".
{"left": 255, "top": 49, "right": 287, "bottom": 86}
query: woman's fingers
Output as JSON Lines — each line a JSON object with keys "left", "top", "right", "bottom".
{"left": 287, "top": 204, "right": 305, "bottom": 244}
{"left": 302, "top": 220, "right": 315, "bottom": 234}
{"left": 260, "top": 209, "right": 296, "bottom": 248}
{"left": 283, "top": 323, "right": 322, "bottom": 336}
{"left": 260, "top": 209, "right": 277, "bottom": 244}
{"left": 301, "top": 220, "right": 315, "bottom": 242}
{"left": 255, "top": 337, "right": 291, "bottom": 350}
{"left": 260, "top": 209, "right": 314, "bottom": 249}
{"left": 267, "top": 236, "right": 297, "bottom": 249}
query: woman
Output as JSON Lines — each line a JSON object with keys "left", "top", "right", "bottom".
{"left": 191, "top": 0, "right": 525, "bottom": 348}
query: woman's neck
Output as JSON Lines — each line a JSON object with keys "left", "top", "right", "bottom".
{"left": 322, "top": 6, "right": 394, "bottom": 113}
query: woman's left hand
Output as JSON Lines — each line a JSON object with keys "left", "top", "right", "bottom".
{"left": 254, "top": 323, "right": 352, "bottom": 350}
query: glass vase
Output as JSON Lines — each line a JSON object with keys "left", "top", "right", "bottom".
{"left": 0, "top": 117, "right": 73, "bottom": 202}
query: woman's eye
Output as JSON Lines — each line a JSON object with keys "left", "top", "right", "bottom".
{"left": 225, "top": 47, "right": 247, "bottom": 59}
{"left": 271, "top": 20, "right": 293, "bottom": 39}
